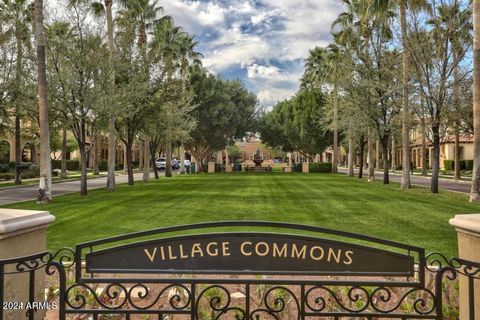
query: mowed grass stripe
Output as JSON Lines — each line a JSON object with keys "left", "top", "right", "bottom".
{"left": 2, "top": 173, "right": 478, "bottom": 257}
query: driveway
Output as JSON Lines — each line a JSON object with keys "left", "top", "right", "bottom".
{"left": 0, "top": 172, "right": 155, "bottom": 205}
{"left": 338, "top": 167, "right": 471, "bottom": 194}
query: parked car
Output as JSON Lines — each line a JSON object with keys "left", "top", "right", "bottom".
{"left": 155, "top": 158, "right": 180, "bottom": 170}
{"left": 155, "top": 158, "right": 166, "bottom": 170}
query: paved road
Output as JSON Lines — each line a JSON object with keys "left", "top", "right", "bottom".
{"left": 0, "top": 173, "right": 149, "bottom": 205}
{"left": 338, "top": 167, "right": 471, "bottom": 194}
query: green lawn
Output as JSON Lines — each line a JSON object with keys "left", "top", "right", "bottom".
{"left": 2, "top": 173, "right": 478, "bottom": 257}
{"left": 0, "top": 171, "right": 106, "bottom": 188}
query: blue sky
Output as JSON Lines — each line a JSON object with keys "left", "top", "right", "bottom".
{"left": 161, "top": 0, "right": 344, "bottom": 108}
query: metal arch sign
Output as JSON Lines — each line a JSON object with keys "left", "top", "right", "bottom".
{"left": 85, "top": 232, "right": 415, "bottom": 276}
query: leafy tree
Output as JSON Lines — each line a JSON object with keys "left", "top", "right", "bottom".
{"left": 471, "top": 0, "right": 480, "bottom": 201}
{"left": 1, "top": 0, "right": 35, "bottom": 185}
{"left": 46, "top": 7, "right": 109, "bottom": 196}
{"left": 185, "top": 72, "right": 257, "bottom": 169}
{"left": 409, "top": 1, "right": 472, "bottom": 193}
{"left": 259, "top": 89, "right": 332, "bottom": 159}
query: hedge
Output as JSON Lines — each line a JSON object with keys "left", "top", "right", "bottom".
{"left": 99, "top": 160, "right": 108, "bottom": 171}
{"left": 443, "top": 160, "right": 454, "bottom": 171}
{"left": 310, "top": 163, "right": 333, "bottom": 173}
{"left": 51, "top": 160, "right": 80, "bottom": 171}
{"left": 0, "top": 172, "right": 14, "bottom": 180}
{"left": 444, "top": 160, "right": 474, "bottom": 171}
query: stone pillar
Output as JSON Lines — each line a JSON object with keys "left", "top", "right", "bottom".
{"left": 208, "top": 162, "right": 215, "bottom": 173}
{"left": 9, "top": 138, "right": 15, "bottom": 162}
{"left": 0, "top": 209, "right": 55, "bottom": 320}
{"left": 224, "top": 148, "right": 232, "bottom": 172}
{"left": 302, "top": 161, "right": 309, "bottom": 173}
{"left": 449, "top": 214, "right": 480, "bottom": 320}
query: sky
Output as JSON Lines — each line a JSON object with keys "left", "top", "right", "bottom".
{"left": 160, "top": 0, "right": 344, "bottom": 109}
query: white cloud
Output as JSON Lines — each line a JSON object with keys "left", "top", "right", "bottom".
{"left": 162, "top": 0, "right": 343, "bottom": 107}
{"left": 161, "top": 1, "right": 227, "bottom": 32}
{"left": 247, "top": 64, "right": 281, "bottom": 79}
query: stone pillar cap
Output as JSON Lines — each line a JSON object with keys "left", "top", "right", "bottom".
{"left": 449, "top": 214, "right": 480, "bottom": 234}
{"left": 0, "top": 209, "right": 55, "bottom": 234}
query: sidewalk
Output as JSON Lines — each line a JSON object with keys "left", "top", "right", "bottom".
{"left": 0, "top": 172, "right": 148, "bottom": 205}
{"left": 338, "top": 167, "right": 472, "bottom": 194}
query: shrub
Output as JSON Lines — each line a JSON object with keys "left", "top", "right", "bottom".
{"left": 0, "top": 172, "right": 14, "bottom": 180}
{"left": 0, "top": 163, "right": 9, "bottom": 173}
{"left": 292, "top": 163, "right": 302, "bottom": 172}
{"left": 443, "top": 160, "right": 454, "bottom": 171}
{"left": 99, "top": 160, "right": 108, "bottom": 171}
{"left": 310, "top": 163, "right": 332, "bottom": 173}
{"left": 465, "top": 160, "right": 474, "bottom": 171}
{"left": 8, "top": 161, "right": 15, "bottom": 170}
{"left": 115, "top": 163, "right": 124, "bottom": 171}
{"left": 51, "top": 160, "right": 80, "bottom": 171}
{"left": 66, "top": 160, "right": 80, "bottom": 171}
{"left": 51, "top": 160, "right": 61, "bottom": 170}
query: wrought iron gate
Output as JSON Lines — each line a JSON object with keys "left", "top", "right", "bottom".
{"left": 1, "top": 221, "right": 479, "bottom": 319}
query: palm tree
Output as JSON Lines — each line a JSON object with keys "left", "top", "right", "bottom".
{"left": 151, "top": 16, "right": 185, "bottom": 178}
{"left": 332, "top": 0, "right": 374, "bottom": 180}
{"left": 302, "top": 44, "right": 343, "bottom": 174}
{"left": 118, "top": 0, "right": 163, "bottom": 183}
{"left": 470, "top": 0, "right": 479, "bottom": 201}
{"left": 370, "top": 0, "right": 429, "bottom": 189}
{"left": 68, "top": 0, "right": 124, "bottom": 190}
{"left": 34, "top": 0, "right": 51, "bottom": 202}
{"left": 1, "top": 0, "right": 33, "bottom": 185}
{"left": 447, "top": 2, "right": 472, "bottom": 181}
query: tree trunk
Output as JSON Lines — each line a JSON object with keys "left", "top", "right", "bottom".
{"left": 422, "top": 127, "right": 428, "bottom": 176}
{"left": 358, "top": 139, "right": 365, "bottom": 179}
{"left": 391, "top": 137, "right": 396, "bottom": 172}
{"left": 368, "top": 129, "right": 375, "bottom": 182}
{"left": 79, "top": 142, "right": 87, "bottom": 196}
{"left": 61, "top": 128, "right": 67, "bottom": 178}
{"left": 14, "top": 111, "right": 21, "bottom": 185}
{"left": 93, "top": 139, "right": 100, "bottom": 175}
{"left": 14, "top": 20, "right": 23, "bottom": 185}
{"left": 143, "top": 136, "right": 150, "bottom": 182}
{"left": 126, "top": 141, "right": 134, "bottom": 186}
{"left": 381, "top": 138, "right": 390, "bottom": 184}
{"left": 105, "top": 0, "right": 116, "bottom": 192}
{"left": 432, "top": 124, "right": 440, "bottom": 194}
{"left": 348, "top": 136, "right": 354, "bottom": 177}
{"left": 332, "top": 82, "right": 338, "bottom": 173}
{"left": 180, "top": 144, "right": 186, "bottom": 174}
{"left": 454, "top": 131, "right": 461, "bottom": 180}
{"left": 165, "top": 140, "right": 172, "bottom": 178}
{"left": 375, "top": 140, "right": 380, "bottom": 170}
{"left": 150, "top": 141, "right": 159, "bottom": 179}
{"left": 400, "top": 0, "right": 411, "bottom": 189}
{"left": 139, "top": 140, "right": 144, "bottom": 171}
{"left": 470, "top": 0, "right": 480, "bottom": 201}
{"left": 453, "top": 51, "right": 461, "bottom": 181}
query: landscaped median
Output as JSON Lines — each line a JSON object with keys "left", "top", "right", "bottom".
{"left": 1, "top": 173, "right": 478, "bottom": 257}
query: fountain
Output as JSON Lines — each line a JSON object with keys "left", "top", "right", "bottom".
{"left": 249, "top": 148, "right": 270, "bottom": 172}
